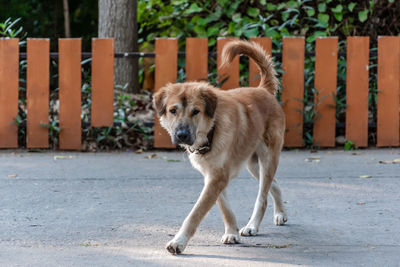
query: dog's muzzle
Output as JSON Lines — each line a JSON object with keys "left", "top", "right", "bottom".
{"left": 173, "top": 126, "right": 194, "bottom": 146}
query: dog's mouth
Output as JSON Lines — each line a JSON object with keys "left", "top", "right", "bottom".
{"left": 172, "top": 126, "right": 195, "bottom": 146}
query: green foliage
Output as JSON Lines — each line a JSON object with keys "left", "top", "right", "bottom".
{"left": 344, "top": 140, "right": 356, "bottom": 151}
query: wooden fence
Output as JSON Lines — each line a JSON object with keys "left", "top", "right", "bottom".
{"left": 0, "top": 37, "right": 399, "bottom": 150}
{"left": 154, "top": 36, "right": 400, "bottom": 149}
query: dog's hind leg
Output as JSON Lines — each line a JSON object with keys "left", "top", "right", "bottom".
{"left": 217, "top": 189, "right": 240, "bottom": 244}
{"left": 241, "top": 134, "right": 285, "bottom": 236}
{"left": 246, "top": 151, "right": 287, "bottom": 227}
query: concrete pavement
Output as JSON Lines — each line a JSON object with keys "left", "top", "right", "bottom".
{"left": 0, "top": 149, "right": 399, "bottom": 266}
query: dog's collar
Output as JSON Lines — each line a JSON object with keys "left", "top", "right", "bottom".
{"left": 188, "top": 125, "right": 215, "bottom": 155}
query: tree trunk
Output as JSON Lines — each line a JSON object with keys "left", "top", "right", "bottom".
{"left": 98, "top": 0, "right": 139, "bottom": 93}
{"left": 63, "top": 0, "right": 71, "bottom": 38}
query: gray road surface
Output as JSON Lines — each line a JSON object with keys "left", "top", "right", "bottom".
{"left": 0, "top": 149, "right": 399, "bottom": 266}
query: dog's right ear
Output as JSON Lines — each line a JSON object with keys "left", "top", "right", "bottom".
{"left": 153, "top": 88, "right": 167, "bottom": 117}
{"left": 201, "top": 89, "right": 218, "bottom": 118}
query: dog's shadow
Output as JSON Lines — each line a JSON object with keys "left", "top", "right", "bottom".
{"left": 176, "top": 223, "right": 345, "bottom": 265}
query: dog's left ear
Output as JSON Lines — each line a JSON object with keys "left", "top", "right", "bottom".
{"left": 153, "top": 88, "right": 167, "bottom": 117}
{"left": 201, "top": 89, "right": 217, "bottom": 118}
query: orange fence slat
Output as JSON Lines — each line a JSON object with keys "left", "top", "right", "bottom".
{"left": 377, "top": 36, "right": 400, "bottom": 147}
{"left": 249, "top": 37, "right": 272, "bottom": 87}
{"left": 282, "top": 37, "right": 305, "bottom": 147}
{"left": 313, "top": 37, "right": 338, "bottom": 147}
{"left": 91, "top": 38, "right": 114, "bottom": 127}
{"left": 186, "top": 38, "right": 208, "bottom": 81}
{"left": 154, "top": 38, "right": 178, "bottom": 148}
{"left": 346, "top": 37, "right": 370, "bottom": 147}
{"left": 59, "top": 39, "right": 82, "bottom": 150}
{"left": 27, "top": 39, "right": 49, "bottom": 148}
{"left": 217, "top": 37, "right": 239, "bottom": 90}
{"left": 0, "top": 39, "right": 19, "bottom": 148}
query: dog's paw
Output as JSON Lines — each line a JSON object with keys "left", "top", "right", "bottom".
{"left": 166, "top": 234, "right": 187, "bottom": 255}
{"left": 239, "top": 225, "right": 258, "bottom": 236}
{"left": 274, "top": 212, "right": 288, "bottom": 226}
{"left": 221, "top": 233, "right": 240, "bottom": 244}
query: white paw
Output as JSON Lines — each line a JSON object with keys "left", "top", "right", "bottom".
{"left": 166, "top": 234, "right": 187, "bottom": 255}
{"left": 221, "top": 233, "right": 240, "bottom": 244}
{"left": 239, "top": 225, "right": 258, "bottom": 236}
{"left": 274, "top": 213, "right": 288, "bottom": 226}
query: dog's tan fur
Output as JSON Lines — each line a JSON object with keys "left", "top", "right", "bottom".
{"left": 153, "top": 40, "right": 287, "bottom": 254}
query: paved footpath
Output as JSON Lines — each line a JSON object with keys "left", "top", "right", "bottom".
{"left": 0, "top": 149, "right": 399, "bottom": 266}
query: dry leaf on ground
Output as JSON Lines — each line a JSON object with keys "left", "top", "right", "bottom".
{"left": 379, "top": 158, "right": 400, "bottom": 164}
{"left": 305, "top": 156, "right": 321, "bottom": 162}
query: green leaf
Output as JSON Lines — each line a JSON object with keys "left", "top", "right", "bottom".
{"left": 331, "top": 4, "right": 343, "bottom": 13}
{"left": 247, "top": 7, "right": 260, "bottom": 17}
{"left": 232, "top": 13, "right": 242, "bottom": 23}
{"left": 184, "top": 3, "right": 202, "bottom": 14}
{"left": 358, "top": 9, "right": 368, "bottom": 22}
{"left": 333, "top": 12, "right": 343, "bottom": 22}
{"left": 207, "top": 26, "right": 219, "bottom": 37}
{"left": 193, "top": 25, "right": 207, "bottom": 37}
{"left": 318, "top": 3, "right": 326, "bottom": 12}
{"left": 277, "top": 3, "right": 286, "bottom": 10}
{"left": 196, "top": 17, "right": 208, "bottom": 26}
{"left": 318, "top": 13, "right": 330, "bottom": 23}
{"left": 344, "top": 140, "right": 355, "bottom": 150}
{"left": 267, "top": 3, "right": 277, "bottom": 11}
{"left": 243, "top": 28, "right": 258, "bottom": 38}
{"left": 260, "top": 0, "right": 266, "bottom": 5}
{"left": 348, "top": 2, "right": 356, "bottom": 12}
{"left": 306, "top": 31, "right": 327, "bottom": 43}
{"left": 306, "top": 7, "right": 315, "bottom": 17}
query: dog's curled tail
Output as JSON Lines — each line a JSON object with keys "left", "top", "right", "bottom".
{"left": 220, "top": 40, "right": 278, "bottom": 95}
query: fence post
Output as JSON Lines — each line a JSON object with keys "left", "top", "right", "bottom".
{"left": 153, "top": 38, "right": 178, "bottom": 148}
{"left": 377, "top": 36, "right": 400, "bottom": 146}
{"left": 91, "top": 38, "right": 114, "bottom": 127}
{"left": 59, "top": 39, "right": 82, "bottom": 150}
{"left": 346, "top": 37, "right": 369, "bottom": 147}
{"left": 186, "top": 38, "right": 208, "bottom": 82}
{"left": 313, "top": 37, "right": 338, "bottom": 147}
{"left": 27, "top": 38, "right": 50, "bottom": 148}
{"left": 217, "top": 37, "right": 239, "bottom": 90}
{"left": 249, "top": 37, "right": 272, "bottom": 87}
{"left": 282, "top": 37, "right": 305, "bottom": 147}
{"left": 0, "top": 39, "right": 19, "bottom": 148}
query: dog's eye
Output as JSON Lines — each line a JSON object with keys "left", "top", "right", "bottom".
{"left": 192, "top": 109, "right": 200, "bottom": 116}
{"left": 169, "top": 108, "right": 177, "bottom": 115}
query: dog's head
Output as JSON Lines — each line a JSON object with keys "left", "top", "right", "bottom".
{"left": 153, "top": 82, "right": 217, "bottom": 147}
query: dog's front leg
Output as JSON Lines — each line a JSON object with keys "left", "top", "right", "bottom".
{"left": 217, "top": 190, "right": 240, "bottom": 244}
{"left": 166, "top": 176, "right": 227, "bottom": 254}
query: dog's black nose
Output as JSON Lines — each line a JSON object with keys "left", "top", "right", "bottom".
{"left": 176, "top": 129, "right": 190, "bottom": 143}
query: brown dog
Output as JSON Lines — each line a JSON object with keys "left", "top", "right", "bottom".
{"left": 153, "top": 40, "right": 287, "bottom": 254}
